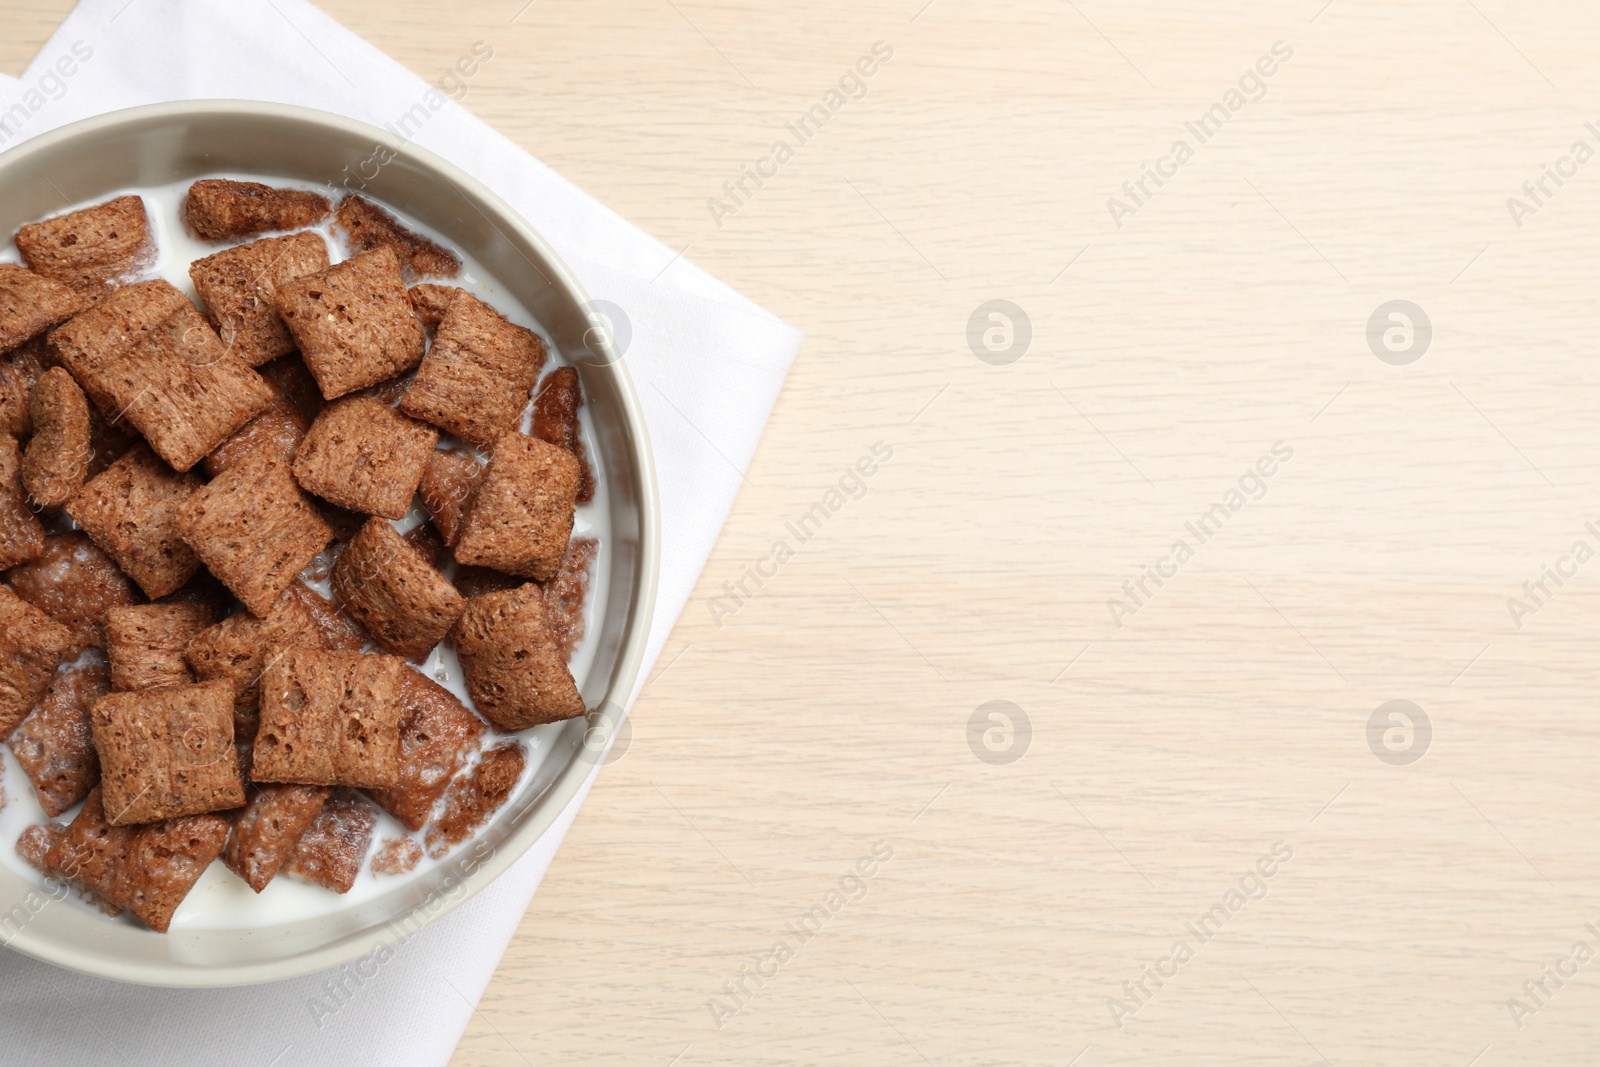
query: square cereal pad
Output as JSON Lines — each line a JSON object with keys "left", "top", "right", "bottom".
{"left": 408, "top": 283, "right": 460, "bottom": 332}
{"left": 91, "top": 679, "right": 245, "bottom": 825}
{"left": 97, "top": 300, "right": 275, "bottom": 471}
{"left": 204, "top": 388, "right": 309, "bottom": 477}
{"left": 282, "top": 787, "right": 377, "bottom": 893}
{"left": 21, "top": 366, "right": 92, "bottom": 509}
{"left": 66, "top": 444, "right": 203, "bottom": 599}
{"left": 370, "top": 837, "right": 422, "bottom": 877}
{"left": 274, "top": 246, "right": 427, "bottom": 400}
{"left": 257, "top": 352, "right": 324, "bottom": 422}
{"left": 425, "top": 742, "right": 525, "bottom": 858}
{"left": 177, "top": 449, "right": 332, "bottom": 616}
{"left": 532, "top": 366, "right": 595, "bottom": 503}
{"left": 251, "top": 647, "right": 405, "bottom": 789}
{"left": 454, "top": 433, "right": 579, "bottom": 581}
{"left": 292, "top": 396, "right": 438, "bottom": 519}
{"left": 336, "top": 196, "right": 460, "bottom": 280}
{"left": 544, "top": 536, "right": 599, "bottom": 660}
{"left": 185, "top": 581, "right": 366, "bottom": 742}
{"left": 0, "top": 433, "right": 45, "bottom": 570}
{"left": 0, "top": 263, "right": 83, "bottom": 354}
{"left": 106, "top": 602, "right": 216, "bottom": 692}
{"left": 10, "top": 656, "right": 108, "bottom": 817}
{"left": 157, "top": 568, "right": 234, "bottom": 619}
{"left": 46, "top": 787, "right": 229, "bottom": 932}
{"left": 452, "top": 582, "right": 584, "bottom": 731}
{"left": 15, "top": 195, "right": 153, "bottom": 296}
{"left": 0, "top": 337, "right": 47, "bottom": 437}
{"left": 398, "top": 290, "right": 544, "bottom": 449}
{"left": 330, "top": 518, "right": 465, "bottom": 660}
{"left": 190, "top": 232, "right": 330, "bottom": 367}
{"left": 367, "top": 670, "right": 485, "bottom": 831}
{"left": 403, "top": 521, "right": 446, "bottom": 569}
{"left": 418, "top": 448, "right": 486, "bottom": 547}
{"left": 224, "top": 782, "right": 331, "bottom": 892}
{"left": 48, "top": 279, "right": 192, "bottom": 416}
{"left": 184, "top": 179, "right": 332, "bottom": 242}
{"left": 5, "top": 532, "right": 142, "bottom": 654}
{"left": 86, "top": 402, "right": 139, "bottom": 480}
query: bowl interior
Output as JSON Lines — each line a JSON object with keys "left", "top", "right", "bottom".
{"left": 0, "top": 101, "right": 657, "bottom": 986}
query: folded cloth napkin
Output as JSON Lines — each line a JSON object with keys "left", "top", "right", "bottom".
{"left": 0, "top": 2, "right": 801, "bottom": 1063}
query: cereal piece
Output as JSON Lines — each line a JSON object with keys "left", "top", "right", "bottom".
{"left": 408, "top": 283, "right": 460, "bottom": 331}
{"left": 16, "top": 823, "right": 63, "bottom": 875}
{"left": 0, "top": 263, "right": 83, "bottom": 353}
{"left": 335, "top": 195, "right": 460, "bottom": 280}
{"left": 544, "top": 536, "right": 598, "bottom": 660}
{"left": 97, "top": 300, "right": 275, "bottom": 471}
{"left": 251, "top": 647, "right": 404, "bottom": 788}
{"left": 185, "top": 581, "right": 363, "bottom": 739}
{"left": 398, "top": 291, "right": 545, "bottom": 449}
{"left": 274, "top": 247, "right": 428, "bottom": 400}
{"left": 419, "top": 448, "right": 486, "bottom": 546}
{"left": 0, "top": 337, "right": 47, "bottom": 436}
{"left": 47, "top": 787, "right": 229, "bottom": 932}
{"left": 5, "top": 533, "right": 142, "bottom": 654}
{"left": 177, "top": 449, "right": 332, "bottom": 615}
{"left": 331, "top": 518, "right": 466, "bottom": 660}
{"left": 105, "top": 602, "right": 215, "bottom": 692}
{"left": 190, "top": 232, "right": 331, "bottom": 367}
{"left": 27, "top": 818, "right": 119, "bottom": 917}
{"left": 202, "top": 389, "right": 310, "bottom": 477}
{"left": 185, "top": 608, "right": 288, "bottom": 736}
{"left": 0, "top": 585, "right": 74, "bottom": 739}
{"left": 454, "top": 433, "right": 579, "bottom": 581}
{"left": 46, "top": 280, "right": 190, "bottom": 415}
{"left": 15, "top": 195, "right": 153, "bottom": 296}
{"left": 0, "top": 435, "right": 45, "bottom": 570}
{"left": 317, "top": 501, "right": 367, "bottom": 543}
{"left": 10, "top": 656, "right": 108, "bottom": 816}
{"left": 404, "top": 521, "right": 446, "bottom": 569}
{"left": 66, "top": 445, "right": 203, "bottom": 599}
{"left": 298, "top": 583, "right": 367, "bottom": 654}
{"left": 368, "top": 671, "right": 485, "bottom": 831}
{"left": 91, "top": 679, "right": 245, "bottom": 825}
{"left": 257, "top": 353, "right": 323, "bottom": 422}
{"left": 39, "top": 793, "right": 124, "bottom": 915}
{"left": 283, "top": 788, "right": 376, "bottom": 893}
{"left": 86, "top": 404, "right": 138, "bottom": 478}
{"left": 532, "top": 367, "right": 596, "bottom": 504}
{"left": 370, "top": 837, "right": 422, "bottom": 876}
{"left": 184, "top": 179, "right": 332, "bottom": 242}
{"left": 425, "top": 743, "right": 525, "bottom": 858}
{"left": 156, "top": 569, "right": 232, "bottom": 615}
{"left": 451, "top": 566, "right": 526, "bottom": 600}
{"left": 291, "top": 396, "right": 438, "bottom": 519}
{"left": 22, "top": 368, "right": 92, "bottom": 508}
{"left": 223, "top": 782, "right": 330, "bottom": 892}
{"left": 451, "top": 583, "right": 584, "bottom": 730}
{"left": 361, "top": 372, "right": 414, "bottom": 406}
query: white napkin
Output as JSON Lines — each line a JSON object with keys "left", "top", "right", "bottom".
{"left": 0, "top": 2, "right": 801, "bottom": 1063}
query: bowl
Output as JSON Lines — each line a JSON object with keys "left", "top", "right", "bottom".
{"left": 0, "top": 100, "right": 659, "bottom": 986}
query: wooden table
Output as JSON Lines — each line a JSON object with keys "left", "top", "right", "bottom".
{"left": 9, "top": 2, "right": 1600, "bottom": 1063}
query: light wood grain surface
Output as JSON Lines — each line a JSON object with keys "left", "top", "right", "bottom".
{"left": 11, "top": 1, "right": 1600, "bottom": 1063}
